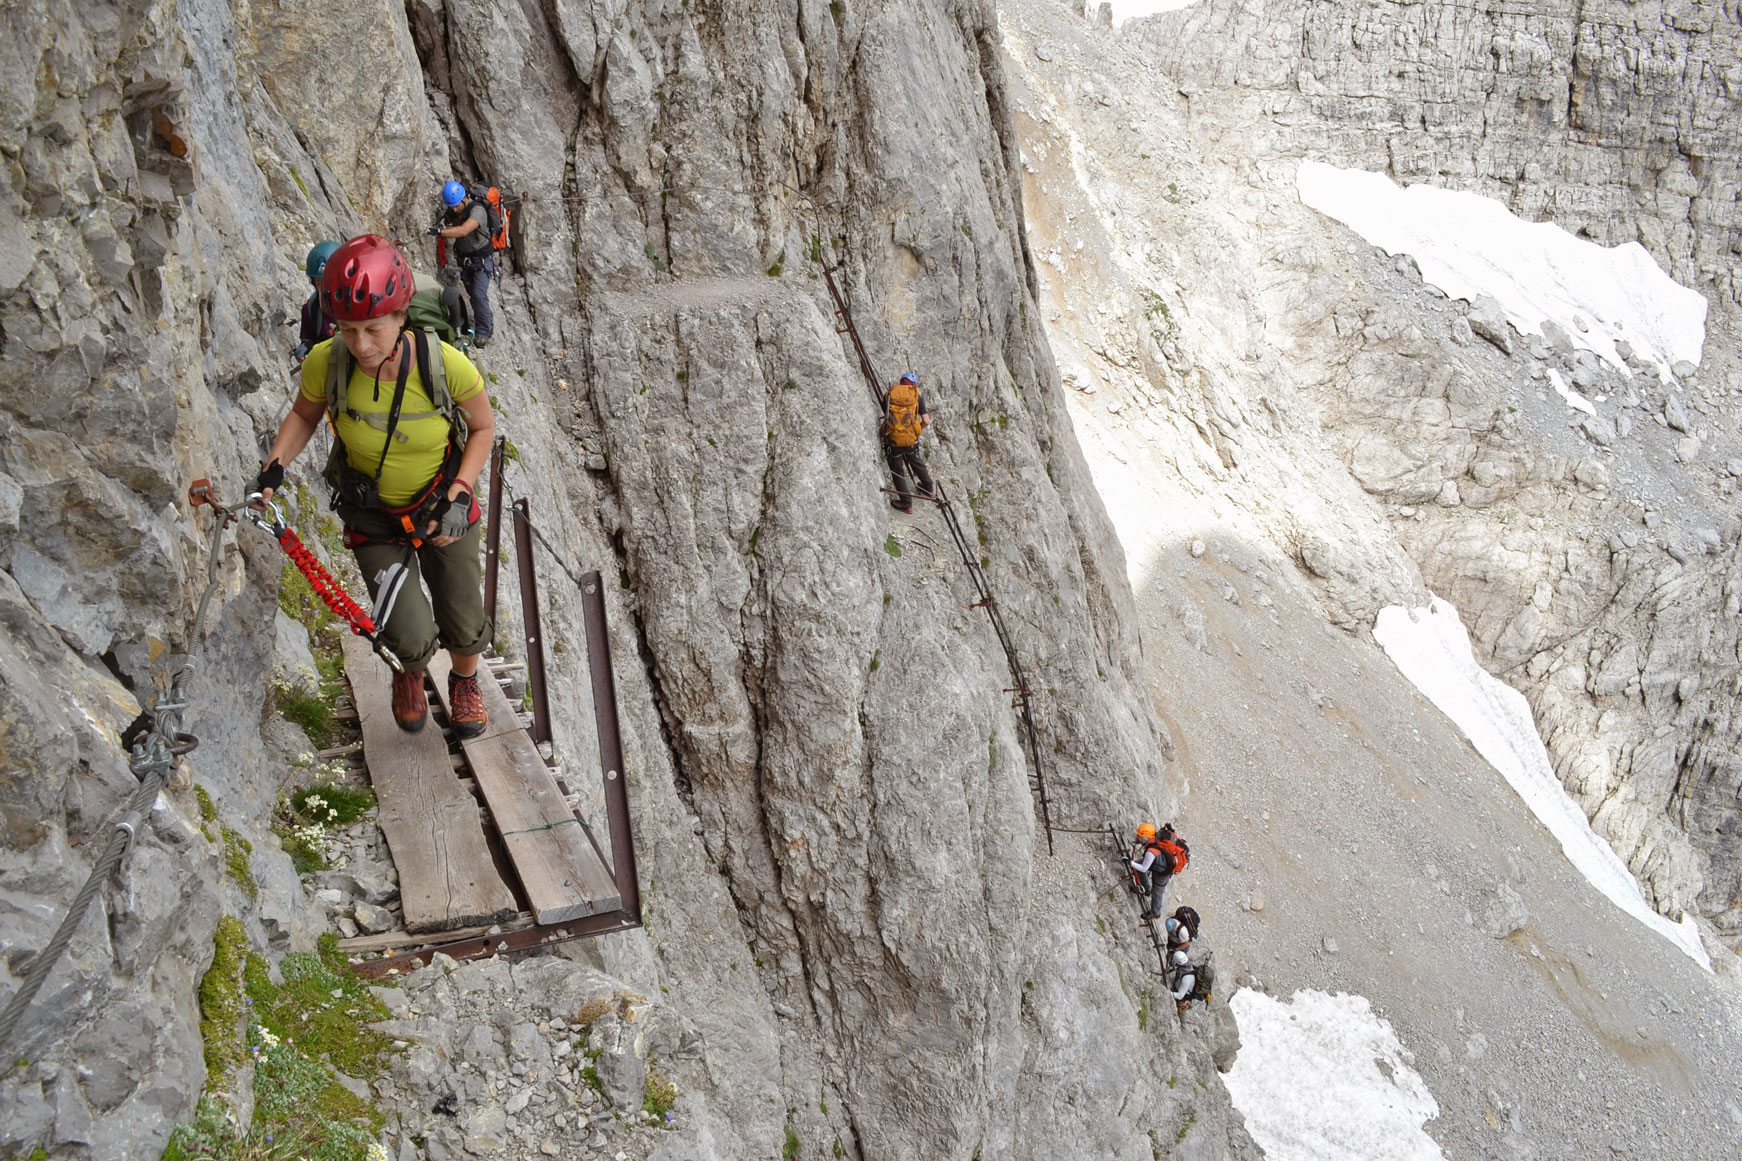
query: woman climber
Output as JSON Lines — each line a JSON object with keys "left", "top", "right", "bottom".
{"left": 256, "top": 233, "right": 497, "bottom": 737}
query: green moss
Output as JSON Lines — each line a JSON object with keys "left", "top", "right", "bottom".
{"left": 251, "top": 949, "right": 395, "bottom": 1079}
{"left": 643, "top": 1067, "right": 677, "bottom": 1120}
{"left": 868, "top": 651, "right": 879, "bottom": 673}
{"left": 1137, "top": 1001, "right": 1149, "bottom": 1032}
{"left": 289, "top": 165, "right": 308, "bottom": 200}
{"left": 580, "top": 1064, "right": 603, "bottom": 1094}
{"left": 883, "top": 535, "right": 902, "bottom": 559}
{"left": 1176, "top": 1111, "right": 1196, "bottom": 1143}
{"left": 221, "top": 828, "right": 257, "bottom": 901}
{"left": 765, "top": 262, "right": 783, "bottom": 277}
{"left": 194, "top": 785, "right": 218, "bottom": 823}
{"left": 783, "top": 1122, "right": 800, "bottom": 1161}
{"left": 198, "top": 916, "right": 249, "bottom": 1089}
{"left": 274, "top": 681, "right": 335, "bottom": 748}
{"left": 503, "top": 438, "right": 522, "bottom": 465}
{"left": 290, "top": 782, "right": 375, "bottom": 825}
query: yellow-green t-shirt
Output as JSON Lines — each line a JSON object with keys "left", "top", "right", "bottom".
{"left": 300, "top": 337, "right": 484, "bottom": 508}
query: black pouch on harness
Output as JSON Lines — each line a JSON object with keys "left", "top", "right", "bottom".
{"left": 323, "top": 338, "right": 414, "bottom": 515}
{"left": 327, "top": 454, "right": 381, "bottom": 511}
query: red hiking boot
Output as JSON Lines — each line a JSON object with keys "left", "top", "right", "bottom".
{"left": 447, "top": 669, "right": 488, "bottom": 740}
{"left": 391, "top": 669, "right": 428, "bottom": 733}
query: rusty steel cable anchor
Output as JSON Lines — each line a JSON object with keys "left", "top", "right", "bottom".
{"left": 188, "top": 479, "right": 404, "bottom": 672}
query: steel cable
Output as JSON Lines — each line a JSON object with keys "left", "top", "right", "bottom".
{"left": 0, "top": 501, "right": 229, "bottom": 1057}
{"left": 0, "top": 769, "right": 166, "bottom": 1051}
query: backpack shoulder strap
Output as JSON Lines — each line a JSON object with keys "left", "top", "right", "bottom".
{"left": 414, "top": 331, "right": 471, "bottom": 446}
{"left": 324, "top": 341, "right": 350, "bottom": 425}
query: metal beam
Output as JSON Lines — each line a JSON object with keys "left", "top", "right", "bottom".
{"left": 511, "top": 499, "right": 552, "bottom": 748}
{"left": 580, "top": 570, "right": 642, "bottom": 924}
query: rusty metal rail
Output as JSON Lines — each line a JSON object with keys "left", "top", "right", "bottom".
{"left": 821, "top": 264, "right": 1056, "bottom": 854}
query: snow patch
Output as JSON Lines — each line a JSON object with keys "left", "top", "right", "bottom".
{"left": 1544, "top": 368, "right": 1595, "bottom": 416}
{"left": 1374, "top": 598, "right": 1711, "bottom": 971}
{"left": 1296, "top": 161, "right": 1707, "bottom": 381}
{"left": 1223, "top": 989, "right": 1443, "bottom": 1161}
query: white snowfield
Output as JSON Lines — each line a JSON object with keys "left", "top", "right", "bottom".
{"left": 1296, "top": 161, "right": 1707, "bottom": 381}
{"left": 1374, "top": 599, "right": 1712, "bottom": 971}
{"left": 1223, "top": 989, "right": 1445, "bottom": 1161}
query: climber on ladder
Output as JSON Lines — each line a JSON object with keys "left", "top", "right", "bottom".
{"left": 1129, "top": 821, "right": 1189, "bottom": 920}
{"left": 881, "top": 371, "right": 934, "bottom": 513}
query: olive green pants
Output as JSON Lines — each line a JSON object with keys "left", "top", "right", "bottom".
{"left": 340, "top": 502, "right": 491, "bottom": 672}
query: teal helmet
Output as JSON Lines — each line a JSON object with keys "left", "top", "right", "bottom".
{"left": 305, "top": 240, "right": 341, "bottom": 283}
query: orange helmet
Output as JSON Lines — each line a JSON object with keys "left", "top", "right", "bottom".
{"left": 1136, "top": 823, "right": 1157, "bottom": 840}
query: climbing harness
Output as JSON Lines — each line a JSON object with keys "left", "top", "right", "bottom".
{"left": 188, "top": 479, "right": 403, "bottom": 671}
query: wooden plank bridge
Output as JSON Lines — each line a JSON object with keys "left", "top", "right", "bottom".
{"left": 334, "top": 550, "right": 641, "bottom": 976}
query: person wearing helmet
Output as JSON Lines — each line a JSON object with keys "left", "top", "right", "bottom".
{"left": 293, "top": 240, "right": 340, "bottom": 361}
{"left": 255, "top": 234, "right": 498, "bottom": 737}
{"left": 428, "top": 179, "right": 494, "bottom": 348}
{"left": 1165, "top": 904, "right": 1199, "bottom": 951}
{"left": 1167, "top": 948, "right": 1198, "bottom": 1012}
{"left": 880, "top": 371, "right": 933, "bottom": 512}
{"left": 1129, "top": 821, "right": 1187, "bottom": 919}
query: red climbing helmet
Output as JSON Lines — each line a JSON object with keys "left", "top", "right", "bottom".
{"left": 319, "top": 234, "right": 415, "bottom": 322}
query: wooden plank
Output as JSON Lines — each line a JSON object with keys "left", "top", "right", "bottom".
{"left": 336, "top": 912, "right": 537, "bottom": 955}
{"left": 341, "top": 636, "right": 517, "bottom": 932}
{"left": 429, "top": 655, "right": 620, "bottom": 922}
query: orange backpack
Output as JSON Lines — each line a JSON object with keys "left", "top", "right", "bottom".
{"left": 481, "top": 186, "right": 511, "bottom": 252}
{"left": 883, "top": 380, "right": 922, "bottom": 447}
{"left": 1149, "top": 830, "right": 1189, "bottom": 875}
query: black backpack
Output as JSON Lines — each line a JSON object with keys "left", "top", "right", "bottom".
{"left": 1171, "top": 906, "right": 1200, "bottom": 942}
{"left": 1186, "top": 954, "right": 1214, "bottom": 1004}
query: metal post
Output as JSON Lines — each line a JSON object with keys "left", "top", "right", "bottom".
{"left": 484, "top": 436, "right": 506, "bottom": 632}
{"left": 510, "top": 499, "right": 552, "bottom": 747}
{"left": 579, "top": 570, "right": 642, "bottom": 923}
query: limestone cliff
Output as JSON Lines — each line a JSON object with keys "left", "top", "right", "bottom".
{"left": 0, "top": 1, "right": 1253, "bottom": 1158}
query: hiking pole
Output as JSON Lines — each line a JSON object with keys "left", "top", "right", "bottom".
{"left": 187, "top": 480, "right": 403, "bottom": 671}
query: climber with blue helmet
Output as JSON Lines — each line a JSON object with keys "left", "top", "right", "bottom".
{"left": 293, "top": 240, "right": 341, "bottom": 363}
{"left": 427, "top": 178, "right": 495, "bottom": 349}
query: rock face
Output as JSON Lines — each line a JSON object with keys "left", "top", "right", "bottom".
{"left": 998, "top": 9, "right": 1742, "bottom": 1156}
{"left": 1, "top": 0, "right": 1253, "bottom": 1159}
{"left": 1119, "top": 0, "right": 1742, "bottom": 941}
{"left": 1140, "top": 0, "right": 1742, "bottom": 305}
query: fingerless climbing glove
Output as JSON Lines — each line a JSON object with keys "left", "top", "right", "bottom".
{"left": 436, "top": 487, "right": 474, "bottom": 539}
